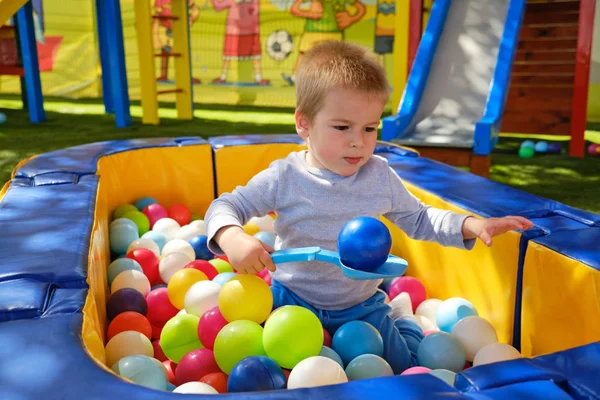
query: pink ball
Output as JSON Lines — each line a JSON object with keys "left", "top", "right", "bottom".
{"left": 142, "top": 204, "right": 169, "bottom": 228}
{"left": 389, "top": 276, "right": 427, "bottom": 312}
{"left": 175, "top": 348, "right": 221, "bottom": 385}
{"left": 588, "top": 143, "right": 600, "bottom": 156}
{"left": 423, "top": 330, "right": 436, "bottom": 337}
{"left": 163, "top": 360, "right": 177, "bottom": 384}
{"left": 323, "top": 328, "right": 332, "bottom": 347}
{"left": 185, "top": 260, "right": 219, "bottom": 280}
{"left": 198, "top": 306, "right": 228, "bottom": 349}
{"left": 152, "top": 339, "right": 168, "bottom": 362}
{"left": 401, "top": 366, "right": 431, "bottom": 375}
{"left": 146, "top": 288, "right": 178, "bottom": 326}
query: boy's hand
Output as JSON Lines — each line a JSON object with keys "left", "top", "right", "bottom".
{"left": 215, "top": 226, "right": 276, "bottom": 274}
{"left": 462, "top": 216, "right": 534, "bottom": 247}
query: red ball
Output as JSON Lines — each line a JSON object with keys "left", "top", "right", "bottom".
{"left": 200, "top": 372, "right": 228, "bottom": 394}
{"left": 168, "top": 203, "right": 192, "bottom": 226}
{"left": 126, "top": 248, "right": 159, "bottom": 284}
{"left": 185, "top": 260, "right": 219, "bottom": 280}
{"left": 107, "top": 311, "right": 152, "bottom": 341}
{"left": 175, "top": 348, "right": 221, "bottom": 385}
{"left": 423, "top": 330, "right": 435, "bottom": 337}
{"left": 163, "top": 360, "right": 177, "bottom": 384}
{"left": 152, "top": 323, "right": 164, "bottom": 340}
{"left": 323, "top": 328, "right": 332, "bottom": 347}
{"left": 389, "top": 276, "right": 427, "bottom": 312}
{"left": 214, "top": 254, "right": 229, "bottom": 262}
{"left": 142, "top": 204, "right": 169, "bottom": 228}
{"left": 152, "top": 339, "right": 168, "bottom": 362}
{"left": 198, "top": 306, "right": 228, "bottom": 349}
{"left": 282, "top": 369, "right": 291, "bottom": 386}
{"left": 146, "top": 288, "right": 178, "bottom": 326}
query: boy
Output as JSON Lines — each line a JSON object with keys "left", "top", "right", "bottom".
{"left": 205, "top": 41, "right": 533, "bottom": 373}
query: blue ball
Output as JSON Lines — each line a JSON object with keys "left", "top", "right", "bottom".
{"left": 345, "top": 354, "right": 393, "bottom": 380}
{"left": 338, "top": 217, "right": 392, "bottom": 271}
{"left": 534, "top": 141, "right": 548, "bottom": 153}
{"left": 417, "top": 332, "right": 466, "bottom": 372}
{"left": 135, "top": 197, "right": 158, "bottom": 211}
{"left": 429, "top": 369, "right": 457, "bottom": 386}
{"left": 254, "top": 231, "right": 276, "bottom": 249}
{"left": 107, "top": 258, "right": 143, "bottom": 287}
{"left": 109, "top": 223, "right": 139, "bottom": 255}
{"left": 319, "top": 346, "right": 344, "bottom": 368}
{"left": 332, "top": 321, "right": 384, "bottom": 365}
{"left": 189, "top": 235, "right": 212, "bottom": 260}
{"left": 166, "top": 382, "right": 176, "bottom": 391}
{"left": 228, "top": 356, "right": 286, "bottom": 393}
{"left": 212, "top": 272, "right": 237, "bottom": 286}
{"left": 142, "top": 230, "right": 168, "bottom": 252}
{"left": 520, "top": 140, "right": 535, "bottom": 148}
{"left": 110, "top": 218, "right": 138, "bottom": 232}
{"left": 436, "top": 297, "right": 478, "bottom": 333}
{"left": 0, "top": 112, "right": 6, "bottom": 124}
{"left": 111, "top": 355, "right": 167, "bottom": 390}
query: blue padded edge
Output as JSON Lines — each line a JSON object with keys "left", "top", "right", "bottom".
{"left": 374, "top": 143, "right": 419, "bottom": 157}
{"left": 42, "top": 288, "right": 87, "bottom": 317}
{"left": 15, "top": 137, "right": 208, "bottom": 178}
{"left": 533, "top": 228, "right": 600, "bottom": 271}
{"left": 208, "top": 134, "right": 304, "bottom": 149}
{"left": 32, "top": 172, "right": 81, "bottom": 186}
{"left": 380, "top": 0, "right": 451, "bottom": 141}
{"left": 0, "top": 279, "right": 52, "bottom": 322}
{"left": 462, "top": 381, "right": 574, "bottom": 400}
{"left": 473, "top": 0, "right": 526, "bottom": 155}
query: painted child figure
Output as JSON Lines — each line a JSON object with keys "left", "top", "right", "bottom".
{"left": 205, "top": 41, "right": 533, "bottom": 373}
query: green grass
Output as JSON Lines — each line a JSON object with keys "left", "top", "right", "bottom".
{"left": 1, "top": 95, "right": 599, "bottom": 214}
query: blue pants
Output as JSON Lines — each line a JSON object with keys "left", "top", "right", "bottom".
{"left": 271, "top": 280, "right": 423, "bottom": 374}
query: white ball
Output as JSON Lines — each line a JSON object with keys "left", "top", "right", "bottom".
{"left": 288, "top": 356, "right": 348, "bottom": 389}
{"left": 415, "top": 315, "right": 437, "bottom": 332}
{"left": 105, "top": 331, "right": 153, "bottom": 367}
{"left": 451, "top": 316, "right": 498, "bottom": 361}
{"left": 159, "top": 252, "right": 193, "bottom": 283}
{"left": 152, "top": 218, "right": 180, "bottom": 241}
{"left": 162, "top": 239, "right": 195, "bottom": 260}
{"left": 473, "top": 343, "right": 521, "bottom": 366}
{"left": 126, "top": 238, "right": 160, "bottom": 257}
{"left": 175, "top": 224, "right": 205, "bottom": 242}
{"left": 189, "top": 219, "right": 206, "bottom": 235}
{"left": 173, "top": 382, "right": 218, "bottom": 394}
{"left": 177, "top": 308, "right": 187, "bottom": 316}
{"left": 249, "top": 215, "right": 275, "bottom": 233}
{"left": 416, "top": 298, "right": 442, "bottom": 328}
{"left": 184, "top": 281, "right": 221, "bottom": 317}
{"left": 111, "top": 270, "right": 151, "bottom": 297}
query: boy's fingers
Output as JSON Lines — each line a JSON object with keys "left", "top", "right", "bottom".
{"left": 479, "top": 230, "right": 493, "bottom": 247}
{"left": 260, "top": 251, "right": 277, "bottom": 272}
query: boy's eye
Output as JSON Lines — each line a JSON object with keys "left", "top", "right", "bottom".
{"left": 365, "top": 127, "right": 376, "bottom": 133}
{"left": 333, "top": 126, "right": 349, "bottom": 131}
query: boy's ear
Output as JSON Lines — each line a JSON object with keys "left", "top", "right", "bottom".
{"left": 295, "top": 111, "right": 310, "bottom": 140}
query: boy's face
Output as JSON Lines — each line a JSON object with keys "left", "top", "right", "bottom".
{"left": 296, "top": 88, "right": 385, "bottom": 177}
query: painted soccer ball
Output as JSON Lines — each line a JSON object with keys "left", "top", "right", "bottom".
{"left": 266, "top": 30, "right": 293, "bottom": 61}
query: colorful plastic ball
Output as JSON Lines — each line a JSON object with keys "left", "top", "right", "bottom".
{"left": 110, "top": 223, "right": 139, "bottom": 255}
{"left": 332, "top": 321, "right": 383, "bottom": 366}
{"left": 389, "top": 276, "right": 427, "bottom": 312}
{"left": 142, "top": 204, "right": 169, "bottom": 229}
{"left": 534, "top": 141, "right": 548, "bottom": 153}
{"left": 436, "top": 297, "right": 478, "bottom": 333}
{"left": 200, "top": 372, "right": 228, "bottom": 394}
{"left": 319, "top": 346, "right": 344, "bottom": 368}
{"left": 518, "top": 146, "right": 534, "bottom": 158}
{"left": 189, "top": 235, "right": 212, "bottom": 260}
{"left": 243, "top": 222, "right": 261, "bottom": 236}
{"left": 123, "top": 210, "right": 150, "bottom": 236}
{"left": 429, "top": 369, "right": 456, "bottom": 386}
{"left": 162, "top": 238, "right": 195, "bottom": 260}
{"left": 135, "top": 197, "right": 158, "bottom": 211}
{"left": 323, "top": 328, "right": 332, "bottom": 347}
{"left": 159, "top": 251, "right": 194, "bottom": 283}
{"left": 107, "top": 258, "right": 143, "bottom": 287}
{"left": 111, "top": 355, "right": 167, "bottom": 390}
{"left": 184, "top": 280, "right": 222, "bottom": 317}
{"left": 198, "top": 306, "right": 229, "bottom": 349}
{"left": 345, "top": 354, "right": 393, "bottom": 381}
{"left": 168, "top": 268, "right": 208, "bottom": 309}
{"left": 212, "top": 272, "right": 237, "bottom": 286}
{"left": 152, "top": 340, "right": 168, "bottom": 362}
{"left": 107, "top": 311, "right": 152, "bottom": 341}
{"left": 152, "top": 218, "right": 181, "bottom": 241}
{"left": 105, "top": 330, "right": 153, "bottom": 367}
{"left": 249, "top": 215, "right": 275, "bottom": 233}
{"left": 588, "top": 143, "right": 600, "bottom": 156}
{"left": 152, "top": 358, "right": 172, "bottom": 383}
{"left": 228, "top": 356, "right": 286, "bottom": 393}
{"left": 263, "top": 306, "right": 323, "bottom": 369}
{"left": 146, "top": 288, "right": 179, "bottom": 327}
{"left": 111, "top": 269, "right": 151, "bottom": 297}
{"left": 416, "top": 298, "right": 443, "bottom": 329}
{"left": 219, "top": 275, "right": 273, "bottom": 324}
{"left": 415, "top": 315, "right": 437, "bottom": 332}
{"left": 189, "top": 219, "right": 206, "bottom": 235}
{"left": 110, "top": 217, "right": 138, "bottom": 232}
{"left": 473, "top": 343, "right": 521, "bottom": 366}
{"left": 127, "top": 238, "right": 160, "bottom": 257}
{"left": 185, "top": 260, "right": 219, "bottom": 280}
{"left": 254, "top": 231, "right": 276, "bottom": 249}
{"left": 107, "top": 288, "right": 148, "bottom": 321}
{"left": 175, "top": 348, "right": 221, "bottom": 385}
{"left": 141, "top": 231, "right": 168, "bottom": 253}
{"left": 210, "top": 259, "right": 234, "bottom": 274}
{"left": 547, "top": 142, "right": 562, "bottom": 153}
{"left": 168, "top": 203, "right": 192, "bottom": 226}
{"left": 400, "top": 366, "right": 431, "bottom": 375}
{"left": 160, "top": 314, "right": 203, "bottom": 363}
{"left": 337, "top": 216, "right": 392, "bottom": 271}
{"left": 163, "top": 360, "right": 177, "bottom": 384}
{"left": 451, "top": 316, "right": 498, "bottom": 362}
{"left": 152, "top": 324, "right": 163, "bottom": 340}
{"left": 113, "top": 204, "right": 138, "bottom": 220}
{"left": 175, "top": 224, "right": 205, "bottom": 242}
{"left": 417, "top": 332, "right": 466, "bottom": 372}
{"left": 287, "top": 356, "right": 348, "bottom": 389}
{"left": 214, "top": 320, "right": 266, "bottom": 374}
{"left": 126, "top": 248, "right": 160, "bottom": 284}
{"left": 173, "top": 382, "right": 219, "bottom": 394}
{"left": 520, "top": 140, "right": 535, "bottom": 148}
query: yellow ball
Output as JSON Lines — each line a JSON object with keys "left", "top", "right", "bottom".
{"left": 243, "top": 222, "right": 260, "bottom": 236}
{"left": 105, "top": 330, "right": 153, "bottom": 368}
{"left": 218, "top": 275, "right": 273, "bottom": 324}
{"left": 168, "top": 268, "right": 208, "bottom": 309}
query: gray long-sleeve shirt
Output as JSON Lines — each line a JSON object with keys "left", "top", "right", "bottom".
{"left": 205, "top": 150, "right": 474, "bottom": 310}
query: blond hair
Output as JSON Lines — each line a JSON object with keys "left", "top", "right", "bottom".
{"left": 295, "top": 41, "right": 390, "bottom": 122}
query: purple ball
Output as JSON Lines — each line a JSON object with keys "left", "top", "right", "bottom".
{"left": 547, "top": 142, "right": 561, "bottom": 153}
{"left": 588, "top": 143, "right": 599, "bottom": 156}
{"left": 106, "top": 288, "right": 148, "bottom": 321}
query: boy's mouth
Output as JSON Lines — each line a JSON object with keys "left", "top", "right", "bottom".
{"left": 344, "top": 157, "right": 362, "bottom": 165}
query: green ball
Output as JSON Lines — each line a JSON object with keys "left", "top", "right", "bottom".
{"left": 191, "top": 214, "right": 203, "bottom": 221}
{"left": 214, "top": 320, "right": 266, "bottom": 374}
{"left": 124, "top": 210, "right": 151, "bottom": 236}
{"left": 113, "top": 204, "right": 138, "bottom": 220}
{"left": 209, "top": 259, "right": 234, "bottom": 274}
{"left": 263, "top": 305, "right": 324, "bottom": 369}
{"left": 160, "top": 314, "right": 203, "bottom": 363}
{"left": 518, "top": 145, "right": 534, "bottom": 158}
{"left": 111, "top": 355, "right": 167, "bottom": 390}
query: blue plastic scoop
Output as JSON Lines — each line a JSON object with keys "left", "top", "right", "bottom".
{"left": 269, "top": 247, "right": 407, "bottom": 280}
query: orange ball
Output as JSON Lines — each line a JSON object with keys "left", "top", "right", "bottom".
{"left": 167, "top": 203, "right": 192, "bottom": 226}
{"left": 107, "top": 311, "right": 152, "bottom": 341}
{"left": 200, "top": 372, "right": 228, "bottom": 394}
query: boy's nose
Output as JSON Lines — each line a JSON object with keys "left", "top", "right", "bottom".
{"left": 350, "top": 132, "right": 364, "bottom": 148}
